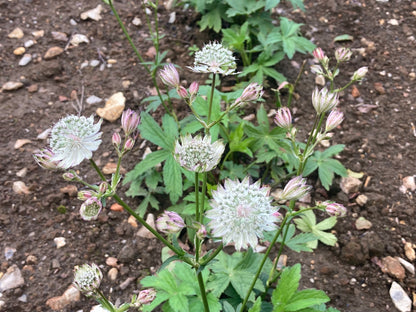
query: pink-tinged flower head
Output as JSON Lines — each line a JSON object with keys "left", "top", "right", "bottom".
{"left": 206, "top": 177, "right": 278, "bottom": 251}
{"left": 312, "top": 87, "right": 339, "bottom": 115}
{"left": 325, "top": 109, "right": 344, "bottom": 131}
{"left": 159, "top": 64, "right": 180, "bottom": 88}
{"left": 78, "top": 190, "right": 93, "bottom": 201}
{"left": 123, "top": 137, "right": 135, "bottom": 152}
{"left": 234, "top": 83, "right": 263, "bottom": 106}
{"left": 335, "top": 47, "right": 352, "bottom": 63}
{"left": 135, "top": 288, "right": 157, "bottom": 306}
{"left": 278, "top": 176, "right": 311, "bottom": 201}
{"left": 313, "top": 48, "right": 325, "bottom": 61}
{"left": 156, "top": 211, "right": 186, "bottom": 234}
{"left": 33, "top": 148, "right": 63, "bottom": 170}
{"left": 274, "top": 107, "right": 292, "bottom": 130}
{"left": 62, "top": 171, "right": 78, "bottom": 181}
{"left": 49, "top": 115, "right": 102, "bottom": 169}
{"left": 80, "top": 197, "right": 103, "bottom": 221}
{"left": 188, "top": 42, "right": 237, "bottom": 76}
{"left": 321, "top": 201, "right": 347, "bottom": 217}
{"left": 112, "top": 132, "right": 121, "bottom": 149}
{"left": 73, "top": 263, "right": 103, "bottom": 296}
{"left": 352, "top": 66, "right": 368, "bottom": 81}
{"left": 121, "top": 109, "right": 140, "bottom": 136}
{"left": 174, "top": 134, "right": 225, "bottom": 173}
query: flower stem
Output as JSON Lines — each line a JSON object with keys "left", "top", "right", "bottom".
{"left": 197, "top": 270, "right": 210, "bottom": 312}
{"left": 200, "top": 243, "right": 223, "bottom": 266}
{"left": 207, "top": 74, "right": 216, "bottom": 126}
{"left": 240, "top": 213, "right": 290, "bottom": 311}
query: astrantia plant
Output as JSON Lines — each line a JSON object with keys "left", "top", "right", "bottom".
{"left": 34, "top": 44, "right": 367, "bottom": 312}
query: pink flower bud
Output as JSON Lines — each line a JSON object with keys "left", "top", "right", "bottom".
{"left": 99, "top": 182, "right": 108, "bottom": 194}
{"left": 335, "top": 47, "right": 352, "bottom": 63}
{"left": 274, "top": 107, "right": 292, "bottom": 130}
{"left": 352, "top": 66, "right": 368, "bottom": 81}
{"left": 277, "top": 81, "right": 289, "bottom": 91}
{"left": 136, "top": 288, "right": 157, "bottom": 306}
{"left": 124, "top": 138, "right": 135, "bottom": 151}
{"left": 112, "top": 132, "right": 121, "bottom": 148}
{"left": 313, "top": 48, "right": 325, "bottom": 61}
{"left": 193, "top": 221, "right": 207, "bottom": 240}
{"left": 278, "top": 176, "right": 311, "bottom": 201}
{"left": 272, "top": 211, "right": 283, "bottom": 222}
{"left": 321, "top": 201, "right": 347, "bottom": 217}
{"left": 325, "top": 109, "right": 344, "bottom": 131}
{"left": 78, "top": 190, "right": 93, "bottom": 200}
{"left": 177, "top": 86, "right": 188, "bottom": 98}
{"left": 189, "top": 81, "right": 199, "bottom": 96}
{"left": 237, "top": 82, "right": 263, "bottom": 104}
{"left": 156, "top": 211, "right": 185, "bottom": 234}
{"left": 80, "top": 197, "right": 102, "bottom": 221}
{"left": 159, "top": 64, "right": 180, "bottom": 88}
{"left": 312, "top": 87, "right": 339, "bottom": 115}
{"left": 121, "top": 109, "right": 140, "bottom": 136}
{"left": 63, "top": 172, "right": 77, "bottom": 181}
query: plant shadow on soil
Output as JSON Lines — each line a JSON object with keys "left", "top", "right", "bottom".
{"left": 1, "top": 0, "right": 416, "bottom": 311}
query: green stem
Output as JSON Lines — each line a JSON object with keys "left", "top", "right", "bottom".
{"left": 197, "top": 271, "right": 210, "bottom": 312}
{"left": 89, "top": 159, "right": 106, "bottom": 181}
{"left": 240, "top": 213, "right": 290, "bottom": 311}
{"left": 108, "top": 0, "right": 149, "bottom": 73}
{"left": 95, "top": 289, "right": 116, "bottom": 312}
{"left": 207, "top": 75, "right": 216, "bottom": 126}
{"left": 200, "top": 172, "right": 208, "bottom": 223}
{"left": 195, "top": 172, "right": 201, "bottom": 262}
{"left": 200, "top": 243, "right": 224, "bottom": 266}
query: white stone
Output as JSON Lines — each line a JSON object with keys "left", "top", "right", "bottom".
{"left": 402, "top": 176, "right": 416, "bottom": 191}
{"left": 397, "top": 257, "right": 415, "bottom": 275}
{"left": 54, "top": 237, "right": 66, "bottom": 249}
{"left": 356, "top": 194, "right": 368, "bottom": 206}
{"left": 168, "top": 12, "right": 176, "bottom": 24}
{"left": 388, "top": 19, "right": 399, "bottom": 26}
{"left": 86, "top": 95, "right": 102, "bottom": 105}
{"left": 80, "top": 5, "right": 103, "bottom": 21}
{"left": 13, "top": 181, "right": 30, "bottom": 195}
{"left": 355, "top": 217, "right": 372, "bottom": 230}
{"left": 107, "top": 267, "right": 118, "bottom": 281}
{"left": 390, "top": 282, "right": 412, "bottom": 312}
{"left": 0, "top": 265, "right": 25, "bottom": 292}
{"left": 136, "top": 214, "right": 156, "bottom": 238}
{"left": 4, "top": 247, "right": 16, "bottom": 260}
{"left": 19, "top": 54, "right": 32, "bottom": 66}
{"left": 8, "top": 28, "right": 24, "bottom": 39}
{"left": 90, "top": 59, "right": 100, "bottom": 67}
{"left": 2, "top": 81, "right": 24, "bottom": 91}
{"left": 315, "top": 75, "right": 326, "bottom": 86}
{"left": 16, "top": 168, "right": 27, "bottom": 178}
{"left": 70, "top": 34, "right": 90, "bottom": 46}
{"left": 91, "top": 305, "right": 110, "bottom": 312}
{"left": 132, "top": 16, "right": 142, "bottom": 26}
{"left": 37, "top": 128, "right": 51, "bottom": 140}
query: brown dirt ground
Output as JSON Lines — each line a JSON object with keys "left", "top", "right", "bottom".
{"left": 1, "top": 0, "right": 416, "bottom": 311}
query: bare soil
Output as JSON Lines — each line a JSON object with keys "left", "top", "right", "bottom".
{"left": 1, "top": 0, "right": 416, "bottom": 311}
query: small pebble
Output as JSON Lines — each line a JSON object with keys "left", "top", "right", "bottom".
{"left": 90, "top": 59, "right": 100, "bottom": 67}
{"left": 8, "top": 27, "right": 24, "bottom": 39}
{"left": 2, "top": 81, "right": 24, "bottom": 91}
{"left": 24, "top": 40, "right": 35, "bottom": 48}
{"left": 13, "top": 181, "right": 30, "bottom": 195}
{"left": 108, "top": 267, "right": 118, "bottom": 281}
{"left": 19, "top": 54, "right": 32, "bottom": 66}
{"left": 70, "top": 34, "right": 90, "bottom": 46}
{"left": 13, "top": 47, "right": 26, "bottom": 55}
{"left": 54, "top": 237, "right": 66, "bottom": 249}
{"left": 132, "top": 16, "right": 142, "bottom": 26}
{"left": 37, "top": 128, "right": 51, "bottom": 140}
{"left": 86, "top": 95, "right": 102, "bottom": 105}
{"left": 44, "top": 46, "right": 64, "bottom": 60}
{"left": 16, "top": 168, "right": 28, "bottom": 178}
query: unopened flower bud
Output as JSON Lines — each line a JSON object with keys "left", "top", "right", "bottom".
{"left": 277, "top": 81, "right": 289, "bottom": 91}
{"left": 278, "top": 176, "right": 311, "bottom": 201}
{"left": 193, "top": 221, "right": 207, "bottom": 240}
{"left": 335, "top": 47, "right": 352, "bottom": 63}
{"left": 321, "top": 201, "right": 347, "bottom": 217}
{"left": 312, "top": 87, "right": 339, "bottom": 115}
{"left": 33, "top": 148, "right": 62, "bottom": 170}
{"left": 156, "top": 211, "right": 185, "bottom": 234}
{"left": 189, "top": 81, "right": 199, "bottom": 96}
{"left": 136, "top": 288, "right": 157, "bottom": 306}
{"left": 159, "top": 64, "right": 180, "bottom": 88}
{"left": 310, "top": 64, "right": 323, "bottom": 75}
{"left": 351, "top": 66, "right": 368, "bottom": 81}
{"left": 121, "top": 109, "right": 140, "bottom": 136}
{"left": 73, "top": 263, "right": 103, "bottom": 296}
{"left": 177, "top": 86, "right": 188, "bottom": 98}
{"left": 78, "top": 190, "right": 93, "bottom": 200}
{"left": 274, "top": 107, "right": 292, "bottom": 130}
{"left": 99, "top": 182, "right": 108, "bottom": 194}
{"left": 325, "top": 110, "right": 344, "bottom": 131}
{"left": 313, "top": 48, "right": 325, "bottom": 61}
{"left": 272, "top": 211, "right": 283, "bottom": 222}
{"left": 112, "top": 132, "right": 121, "bottom": 148}
{"left": 124, "top": 138, "right": 135, "bottom": 151}
{"left": 62, "top": 172, "right": 76, "bottom": 181}
{"left": 80, "top": 197, "right": 102, "bottom": 221}
{"left": 235, "top": 83, "right": 263, "bottom": 105}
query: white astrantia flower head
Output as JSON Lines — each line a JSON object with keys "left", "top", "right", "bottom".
{"left": 73, "top": 263, "right": 103, "bottom": 296}
{"left": 188, "top": 42, "right": 237, "bottom": 76}
{"left": 50, "top": 115, "right": 102, "bottom": 169}
{"left": 174, "top": 134, "right": 225, "bottom": 172}
{"left": 206, "top": 177, "right": 278, "bottom": 251}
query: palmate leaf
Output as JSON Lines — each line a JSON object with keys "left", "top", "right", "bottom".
{"left": 163, "top": 155, "right": 183, "bottom": 203}
{"left": 272, "top": 264, "right": 301, "bottom": 307}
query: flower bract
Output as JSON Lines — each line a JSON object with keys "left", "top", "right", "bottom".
{"left": 50, "top": 115, "right": 102, "bottom": 169}
{"left": 73, "top": 263, "right": 103, "bottom": 296}
{"left": 174, "top": 134, "right": 225, "bottom": 173}
{"left": 206, "top": 177, "right": 278, "bottom": 251}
